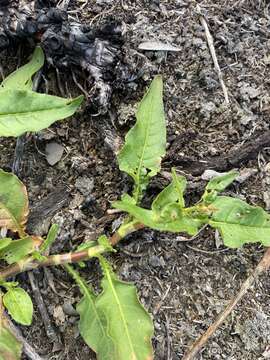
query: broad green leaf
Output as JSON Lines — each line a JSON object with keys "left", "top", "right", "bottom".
{"left": 0, "top": 170, "right": 28, "bottom": 236}
{"left": 0, "top": 47, "right": 44, "bottom": 91}
{"left": 210, "top": 196, "right": 270, "bottom": 248}
{"left": 202, "top": 171, "right": 238, "bottom": 203}
{"left": 206, "top": 171, "right": 238, "bottom": 191}
{"left": 152, "top": 170, "right": 187, "bottom": 213}
{"left": 118, "top": 76, "right": 166, "bottom": 202}
{"left": 77, "top": 285, "right": 114, "bottom": 359}
{"left": 0, "top": 90, "right": 83, "bottom": 137}
{"left": 152, "top": 182, "right": 178, "bottom": 214}
{"left": 0, "top": 322, "right": 22, "bottom": 360}
{"left": 65, "top": 265, "right": 115, "bottom": 359}
{"left": 95, "top": 257, "right": 154, "bottom": 360}
{"left": 114, "top": 195, "right": 202, "bottom": 235}
{"left": 0, "top": 238, "right": 12, "bottom": 250}
{"left": 0, "top": 237, "right": 34, "bottom": 264}
{"left": 3, "top": 288, "right": 33, "bottom": 325}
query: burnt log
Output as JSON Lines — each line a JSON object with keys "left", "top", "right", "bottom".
{"left": 167, "top": 131, "right": 270, "bottom": 175}
{"left": 0, "top": 0, "right": 123, "bottom": 111}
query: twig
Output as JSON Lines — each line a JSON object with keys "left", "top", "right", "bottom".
{"left": 6, "top": 313, "right": 44, "bottom": 360}
{"left": 199, "top": 12, "right": 229, "bottom": 105}
{"left": 28, "top": 272, "right": 59, "bottom": 343}
{"left": 0, "top": 222, "right": 145, "bottom": 280}
{"left": 182, "top": 247, "right": 270, "bottom": 360}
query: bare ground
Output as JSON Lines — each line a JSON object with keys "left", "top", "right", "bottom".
{"left": 0, "top": 1, "right": 270, "bottom": 359}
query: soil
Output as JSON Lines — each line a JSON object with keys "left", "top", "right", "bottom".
{"left": 1, "top": 0, "right": 270, "bottom": 359}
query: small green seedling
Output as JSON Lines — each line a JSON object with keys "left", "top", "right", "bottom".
{"left": 0, "top": 72, "right": 269, "bottom": 360}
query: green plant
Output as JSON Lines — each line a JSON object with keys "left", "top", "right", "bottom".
{"left": 0, "top": 47, "right": 83, "bottom": 137}
{"left": 0, "top": 72, "right": 269, "bottom": 359}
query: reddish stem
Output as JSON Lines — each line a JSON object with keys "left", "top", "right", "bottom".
{"left": 0, "top": 222, "right": 145, "bottom": 280}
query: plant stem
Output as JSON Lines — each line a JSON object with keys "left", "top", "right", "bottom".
{"left": 0, "top": 221, "right": 144, "bottom": 280}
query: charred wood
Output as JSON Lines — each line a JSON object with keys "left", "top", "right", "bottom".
{"left": 167, "top": 131, "right": 270, "bottom": 175}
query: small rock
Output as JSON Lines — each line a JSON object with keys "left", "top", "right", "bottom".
{"left": 68, "top": 316, "right": 78, "bottom": 325}
{"left": 139, "top": 41, "right": 181, "bottom": 52}
{"left": 75, "top": 176, "right": 94, "bottom": 195}
{"left": 53, "top": 305, "right": 66, "bottom": 325}
{"left": 45, "top": 142, "right": 64, "bottom": 166}
{"left": 62, "top": 302, "right": 78, "bottom": 316}
{"left": 240, "top": 84, "right": 261, "bottom": 100}
{"left": 119, "top": 263, "right": 133, "bottom": 279}
{"left": 201, "top": 169, "right": 226, "bottom": 180}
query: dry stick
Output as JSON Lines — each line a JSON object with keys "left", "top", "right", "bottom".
{"left": 182, "top": 247, "right": 270, "bottom": 360}
{"left": 0, "top": 222, "right": 145, "bottom": 280}
{"left": 199, "top": 15, "right": 230, "bottom": 105}
{"left": 28, "top": 272, "right": 59, "bottom": 343}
